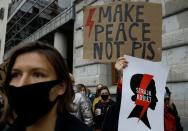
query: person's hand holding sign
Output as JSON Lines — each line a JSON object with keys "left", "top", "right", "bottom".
{"left": 115, "top": 56, "right": 128, "bottom": 80}
{"left": 115, "top": 57, "right": 128, "bottom": 72}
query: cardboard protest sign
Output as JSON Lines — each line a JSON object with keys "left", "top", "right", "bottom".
{"left": 83, "top": 2, "right": 162, "bottom": 62}
{"left": 118, "top": 55, "right": 169, "bottom": 131}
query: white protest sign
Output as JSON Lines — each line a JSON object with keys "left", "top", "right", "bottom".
{"left": 118, "top": 55, "right": 169, "bottom": 131}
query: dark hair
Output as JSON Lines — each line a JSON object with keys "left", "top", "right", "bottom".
{"left": 131, "top": 74, "right": 156, "bottom": 96}
{"left": 2, "top": 41, "right": 74, "bottom": 122}
{"left": 96, "top": 83, "right": 103, "bottom": 87}
{"left": 76, "top": 84, "right": 87, "bottom": 92}
{"left": 130, "top": 74, "right": 157, "bottom": 109}
{"left": 165, "top": 87, "right": 171, "bottom": 96}
{"left": 99, "top": 86, "right": 110, "bottom": 96}
{"left": 96, "top": 83, "right": 103, "bottom": 97}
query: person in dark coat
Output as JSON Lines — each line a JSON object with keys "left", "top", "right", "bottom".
{"left": 0, "top": 41, "right": 93, "bottom": 131}
{"left": 102, "top": 57, "right": 127, "bottom": 131}
{"left": 94, "top": 86, "right": 115, "bottom": 131}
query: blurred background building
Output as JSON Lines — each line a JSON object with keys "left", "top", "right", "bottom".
{"left": 0, "top": 0, "right": 188, "bottom": 130}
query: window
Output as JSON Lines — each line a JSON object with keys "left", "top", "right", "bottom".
{"left": 112, "top": 63, "right": 118, "bottom": 85}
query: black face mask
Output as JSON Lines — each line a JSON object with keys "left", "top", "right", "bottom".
{"left": 101, "top": 95, "right": 109, "bottom": 101}
{"left": 7, "top": 80, "right": 61, "bottom": 126}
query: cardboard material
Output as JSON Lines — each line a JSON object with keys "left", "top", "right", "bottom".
{"left": 83, "top": 2, "right": 162, "bottom": 62}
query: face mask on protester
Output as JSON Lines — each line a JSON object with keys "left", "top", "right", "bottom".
{"left": 101, "top": 94, "right": 109, "bottom": 101}
{"left": 7, "top": 80, "right": 61, "bottom": 126}
{"left": 80, "top": 91, "right": 86, "bottom": 96}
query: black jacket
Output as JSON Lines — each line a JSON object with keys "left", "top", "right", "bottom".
{"left": 101, "top": 91, "right": 121, "bottom": 131}
{"left": 3, "top": 110, "right": 93, "bottom": 131}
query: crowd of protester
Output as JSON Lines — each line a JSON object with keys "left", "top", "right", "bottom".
{"left": 0, "top": 41, "right": 184, "bottom": 131}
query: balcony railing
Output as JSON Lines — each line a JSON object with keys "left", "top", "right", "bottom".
{"left": 5, "top": 0, "right": 74, "bottom": 53}
{"left": 8, "top": 0, "right": 27, "bottom": 20}
{"left": 5, "top": 0, "right": 58, "bottom": 50}
{"left": 24, "top": 6, "right": 74, "bottom": 42}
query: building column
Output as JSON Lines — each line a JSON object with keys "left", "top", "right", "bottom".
{"left": 54, "top": 32, "right": 67, "bottom": 62}
{"left": 0, "top": 0, "right": 9, "bottom": 63}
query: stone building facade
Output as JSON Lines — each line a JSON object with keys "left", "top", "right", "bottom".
{"left": 0, "top": 0, "right": 188, "bottom": 130}
{"left": 73, "top": 0, "right": 188, "bottom": 130}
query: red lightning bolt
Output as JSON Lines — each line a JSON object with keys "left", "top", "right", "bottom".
{"left": 86, "top": 8, "right": 96, "bottom": 36}
{"left": 136, "top": 74, "right": 153, "bottom": 121}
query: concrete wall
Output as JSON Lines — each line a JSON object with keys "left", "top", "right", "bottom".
{"left": 161, "top": 0, "right": 188, "bottom": 130}
{"left": 74, "top": 0, "right": 188, "bottom": 129}
{"left": 73, "top": 0, "right": 113, "bottom": 87}
{"left": 0, "top": 0, "right": 9, "bottom": 63}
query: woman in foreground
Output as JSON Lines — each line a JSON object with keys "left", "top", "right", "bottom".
{"left": 1, "top": 41, "right": 93, "bottom": 131}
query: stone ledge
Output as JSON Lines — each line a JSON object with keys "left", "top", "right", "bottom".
{"left": 75, "top": 0, "right": 97, "bottom": 13}
{"left": 165, "top": 46, "right": 188, "bottom": 65}
{"left": 162, "top": 46, "right": 188, "bottom": 82}
{"left": 74, "top": 62, "right": 100, "bottom": 68}
{"left": 162, "top": 28, "right": 188, "bottom": 49}
{"left": 167, "top": 63, "right": 188, "bottom": 83}
{"left": 164, "top": 0, "right": 188, "bottom": 17}
{"left": 75, "top": 74, "right": 111, "bottom": 86}
{"left": 75, "top": 0, "right": 188, "bottom": 18}
{"left": 163, "top": 11, "right": 188, "bottom": 33}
